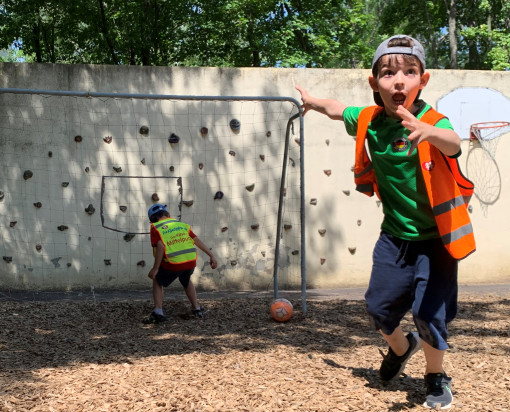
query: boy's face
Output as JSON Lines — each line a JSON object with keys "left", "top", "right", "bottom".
{"left": 368, "top": 55, "right": 430, "bottom": 119}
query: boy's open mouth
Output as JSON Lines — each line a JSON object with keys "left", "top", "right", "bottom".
{"left": 392, "top": 93, "right": 406, "bottom": 106}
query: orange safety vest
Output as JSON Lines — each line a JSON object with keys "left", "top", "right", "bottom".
{"left": 354, "top": 105, "right": 476, "bottom": 260}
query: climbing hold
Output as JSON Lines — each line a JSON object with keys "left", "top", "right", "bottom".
{"left": 123, "top": 233, "right": 135, "bottom": 242}
{"left": 318, "top": 229, "right": 326, "bottom": 236}
{"left": 310, "top": 198, "right": 317, "bottom": 205}
{"left": 152, "top": 193, "right": 159, "bottom": 201}
{"left": 169, "top": 166, "right": 175, "bottom": 172}
{"left": 48, "top": 151, "right": 52, "bottom": 157}
{"left": 324, "top": 170, "right": 331, "bottom": 177}
{"left": 230, "top": 260, "right": 237, "bottom": 266}
{"left": 67, "top": 262, "right": 72, "bottom": 267}
{"left": 342, "top": 190, "right": 350, "bottom": 196}
{"left": 229, "top": 118, "right": 241, "bottom": 131}
{"left": 251, "top": 224, "right": 259, "bottom": 230}
{"left": 141, "top": 158, "right": 146, "bottom": 165}
{"left": 320, "top": 258, "right": 326, "bottom": 265}
{"left": 23, "top": 170, "right": 33, "bottom": 180}
{"left": 294, "top": 138, "right": 300, "bottom": 146}
{"left": 291, "top": 250, "right": 299, "bottom": 255}
{"left": 221, "top": 227, "right": 228, "bottom": 232}
{"left": 3, "top": 256, "right": 12, "bottom": 263}
{"left": 468, "top": 205, "right": 473, "bottom": 213}
{"left": 198, "top": 163, "right": 204, "bottom": 170}
{"left": 266, "top": 131, "right": 271, "bottom": 137}
{"left": 0, "top": 191, "right": 4, "bottom": 201}
{"left": 284, "top": 224, "right": 292, "bottom": 230}
{"left": 62, "top": 182, "right": 69, "bottom": 187}
{"left": 261, "top": 251, "right": 266, "bottom": 257}
{"left": 74, "top": 135, "right": 82, "bottom": 143}
{"left": 85, "top": 167, "right": 90, "bottom": 173}
{"left": 84, "top": 204, "right": 95, "bottom": 215}
{"left": 229, "top": 150, "right": 236, "bottom": 156}
{"left": 200, "top": 127, "right": 208, "bottom": 136}
{"left": 113, "top": 166, "right": 122, "bottom": 173}
{"left": 168, "top": 133, "right": 180, "bottom": 144}
{"left": 103, "top": 136, "right": 113, "bottom": 144}
{"left": 57, "top": 225, "right": 68, "bottom": 231}
{"left": 348, "top": 247, "right": 356, "bottom": 255}
{"left": 10, "top": 222, "right": 17, "bottom": 228}
{"left": 245, "top": 184, "right": 255, "bottom": 192}
{"left": 104, "top": 259, "right": 112, "bottom": 265}
{"left": 376, "top": 200, "right": 381, "bottom": 207}
{"left": 139, "top": 126, "right": 149, "bottom": 135}
{"left": 119, "top": 205, "right": 127, "bottom": 212}
{"left": 182, "top": 200, "right": 194, "bottom": 207}
{"left": 33, "top": 202, "right": 42, "bottom": 208}
{"left": 289, "top": 158, "right": 296, "bottom": 167}
{"left": 259, "top": 155, "right": 265, "bottom": 161}
{"left": 137, "top": 260, "right": 146, "bottom": 267}
{"left": 357, "top": 219, "right": 362, "bottom": 226}
{"left": 35, "top": 244, "right": 42, "bottom": 252}
{"left": 325, "top": 139, "right": 330, "bottom": 146}
{"left": 214, "top": 191, "right": 224, "bottom": 200}
{"left": 350, "top": 165, "right": 355, "bottom": 172}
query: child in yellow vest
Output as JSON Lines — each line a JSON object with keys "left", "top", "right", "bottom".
{"left": 296, "top": 35, "right": 475, "bottom": 409}
{"left": 144, "top": 204, "right": 217, "bottom": 323}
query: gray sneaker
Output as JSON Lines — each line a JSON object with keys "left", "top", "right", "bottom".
{"left": 379, "top": 332, "right": 422, "bottom": 381}
{"left": 423, "top": 372, "right": 453, "bottom": 409}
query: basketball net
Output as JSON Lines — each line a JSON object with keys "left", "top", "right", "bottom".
{"left": 470, "top": 121, "right": 510, "bottom": 158}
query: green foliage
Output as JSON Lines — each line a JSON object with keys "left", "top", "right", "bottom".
{"left": 0, "top": 0, "right": 508, "bottom": 69}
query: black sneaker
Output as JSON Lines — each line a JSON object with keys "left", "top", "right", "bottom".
{"left": 142, "top": 311, "right": 168, "bottom": 324}
{"left": 191, "top": 307, "right": 204, "bottom": 318}
{"left": 379, "top": 331, "right": 422, "bottom": 381}
{"left": 423, "top": 372, "right": 453, "bottom": 409}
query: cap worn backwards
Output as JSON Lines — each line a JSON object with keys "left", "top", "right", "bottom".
{"left": 148, "top": 203, "right": 167, "bottom": 219}
{"left": 372, "top": 35, "right": 426, "bottom": 70}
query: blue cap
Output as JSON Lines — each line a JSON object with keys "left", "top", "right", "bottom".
{"left": 148, "top": 204, "right": 167, "bottom": 219}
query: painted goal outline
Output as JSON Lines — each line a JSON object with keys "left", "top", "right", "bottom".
{"left": 0, "top": 88, "right": 307, "bottom": 313}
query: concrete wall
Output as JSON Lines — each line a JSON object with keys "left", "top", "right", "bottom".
{"left": 1, "top": 63, "right": 509, "bottom": 291}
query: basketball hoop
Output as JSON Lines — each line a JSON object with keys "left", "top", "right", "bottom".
{"left": 469, "top": 121, "right": 510, "bottom": 158}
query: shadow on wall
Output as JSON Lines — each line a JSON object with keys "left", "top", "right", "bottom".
{"left": 0, "top": 89, "right": 303, "bottom": 291}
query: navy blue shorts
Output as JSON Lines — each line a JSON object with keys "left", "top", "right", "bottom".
{"left": 365, "top": 232, "right": 458, "bottom": 350}
{"left": 155, "top": 268, "right": 195, "bottom": 288}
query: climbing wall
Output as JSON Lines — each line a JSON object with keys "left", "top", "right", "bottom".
{"left": 0, "top": 92, "right": 302, "bottom": 290}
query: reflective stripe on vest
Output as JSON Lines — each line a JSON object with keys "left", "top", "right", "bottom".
{"left": 152, "top": 218, "right": 197, "bottom": 264}
{"left": 354, "top": 105, "right": 476, "bottom": 260}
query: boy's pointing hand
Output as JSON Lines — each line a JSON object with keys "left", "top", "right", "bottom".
{"left": 397, "top": 105, "right": 434, "bottom": 156}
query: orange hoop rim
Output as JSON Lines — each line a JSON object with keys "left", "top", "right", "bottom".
{"left": 469, "top": 121, "right": 510, "bottom": 140}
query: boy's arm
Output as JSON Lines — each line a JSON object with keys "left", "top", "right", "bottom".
{"left": 295, "top": 86, "right": 346, "bottom": 121}
{"left": 148, "top": 240, "right": 165, "bottom": 279}
{"left": 398, "top": 106, "right": 461, "bottom": 157}
{"left": 193, "top": 237, "right": 218, "bottom": 269}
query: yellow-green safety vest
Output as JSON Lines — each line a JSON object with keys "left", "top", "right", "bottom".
{"left": 152, "top": 218, "right": 197, "bottom": 264}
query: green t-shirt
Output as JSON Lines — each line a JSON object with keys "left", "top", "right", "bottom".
{"left": 343, "top": 101, "right": 456, "bottom": 240}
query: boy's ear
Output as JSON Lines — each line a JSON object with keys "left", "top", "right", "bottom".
{"left": 368, "top": 75, "right": 379, "bottom": 92}
{"left": 420, "top": 72, "right": 430, "bottom": 89}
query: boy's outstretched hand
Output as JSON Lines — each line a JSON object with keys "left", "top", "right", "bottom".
{"left": 397, "top": 105, "right": 435, "bottom": 156}
{"left": 295, "top": 85, "right": 312, "bottom": 116}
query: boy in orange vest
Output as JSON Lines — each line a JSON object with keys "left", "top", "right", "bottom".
{"left": 144, "top": 204, "right": 218, "bottom": 323}
{"left": 296, "top": 35, "right": 475, "bottom": 409}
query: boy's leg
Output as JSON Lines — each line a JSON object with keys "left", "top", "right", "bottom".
{"left": 381, "top": 326, "right": 410, "bottom": 356}
{"left": 422, "top": 341, "right": 445, "bottom": 374}
{"left": 184, "top": 279, "right": 199, "bottom": 309}
{"left": 153, "top": 278, "right": 164, "bottom": 311}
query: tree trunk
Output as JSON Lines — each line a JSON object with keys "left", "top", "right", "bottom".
{"left": 97, "top": 0, "right": 119, "bottom": 64}
{"left": 447, "top": 0, "right": 457, "bottom": 69}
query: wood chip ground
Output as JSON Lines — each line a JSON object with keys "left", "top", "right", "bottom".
{"left": 0, "top": 291, "right": 509, "bottom": 411}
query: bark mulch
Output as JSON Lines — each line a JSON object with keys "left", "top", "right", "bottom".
{"left": 0, "top": 290, "right": 509, "bottom": 411}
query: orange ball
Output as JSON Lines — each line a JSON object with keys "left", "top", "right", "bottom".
{"left": 270, "top": 298, "right": 293, "bottom": 322}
